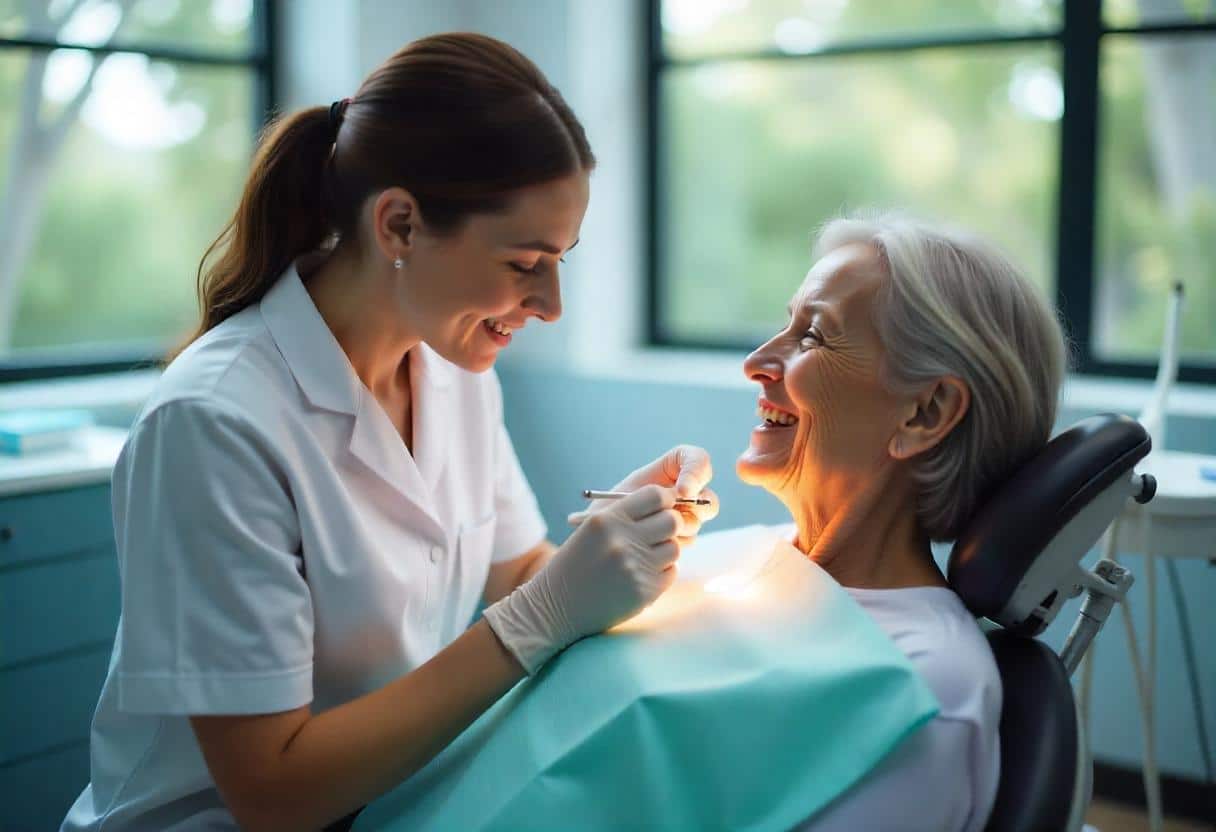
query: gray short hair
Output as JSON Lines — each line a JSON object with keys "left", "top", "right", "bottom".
{"left": 814, "top": 212, "right": 1068, "bottom": 541}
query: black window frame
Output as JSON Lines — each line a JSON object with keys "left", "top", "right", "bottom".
{"left": 646, "top": 0, "right": 1216, "bottom": 384}
{"left": 0, "top": 0, "right": 277, "bottom": 384}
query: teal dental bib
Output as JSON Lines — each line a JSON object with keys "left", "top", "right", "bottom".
{"left": 355, "top": 525, "right": 939, "bottom": 831}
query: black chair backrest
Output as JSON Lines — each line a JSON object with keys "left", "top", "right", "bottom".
{"left": 984, "top": 631, "right": 1079, "bottom": 832}
{"left": 948, "top": 413, "right": 1150, "bottom": 630}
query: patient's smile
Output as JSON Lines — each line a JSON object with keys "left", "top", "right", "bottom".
{"left": 739, "top": 395, "right": 803, "bottom": 486}
{"left": 757, "top": 398, "right": 799, "bottom": 428}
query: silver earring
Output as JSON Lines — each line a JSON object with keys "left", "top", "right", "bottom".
{"left": 393, "top": 257, "right": 403, "bottom": 270}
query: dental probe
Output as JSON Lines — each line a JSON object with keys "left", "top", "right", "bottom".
{"left": 582, "top": 489, "right": 711, "bottom": 505}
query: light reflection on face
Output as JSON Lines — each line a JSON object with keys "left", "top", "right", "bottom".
{"left": 736, "top": 243, "right": 905, "bottom": 505}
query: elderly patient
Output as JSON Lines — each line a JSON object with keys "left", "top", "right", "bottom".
{"left": 743, "top": 214, "right": 1067, "bottom": 832}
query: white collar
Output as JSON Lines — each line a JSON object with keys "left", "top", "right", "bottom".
{"left": 260, "top": 258, "right": 453, "bottom": 417}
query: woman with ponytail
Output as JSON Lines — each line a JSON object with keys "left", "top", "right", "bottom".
{"left": 63, "top": 33, "right": 717, "bottom": 831}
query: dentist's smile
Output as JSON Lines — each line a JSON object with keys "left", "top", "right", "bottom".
{"left": 482, "top": 317, "right": 518, "bottom": 346}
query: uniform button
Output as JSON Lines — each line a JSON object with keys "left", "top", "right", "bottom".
{"left": 430, "top": 545, "right": 443, "bottom": 564}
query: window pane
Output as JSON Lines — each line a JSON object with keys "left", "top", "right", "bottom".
{"left": 0, "top": 48, "right": 253, "bottom": 358}
{"left": 0, "top": 0, "right": 256, "bottom": 56}
{"left": 661, "top": 0, "right": 1060, "bottom": 60}
{"left": 1105, "top": 0, "right": 1216, "bottom": 28}
{"left": 658, "top": 46, "right": 1060, "bottom": 344}
{"left": 1094, "top": 34, "right": 1216, "bottom": 365}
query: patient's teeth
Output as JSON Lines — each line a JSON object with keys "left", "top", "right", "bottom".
{"left": 757, "top": 404, "right": 799, "bottom": 426}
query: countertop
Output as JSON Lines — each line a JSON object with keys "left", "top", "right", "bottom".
{"left": 0, "top": 426, "right": 127, "bottom": 498}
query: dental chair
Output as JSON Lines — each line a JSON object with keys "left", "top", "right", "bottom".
{"left": 947, "top": 413, "right": 1156, "bottom": 832}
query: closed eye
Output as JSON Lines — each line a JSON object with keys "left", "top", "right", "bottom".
{"left": 799, "top": 328, "right": 823, "bottom": 350}
{"left": 510, "top": 257, "right": 567, "bottom": 275}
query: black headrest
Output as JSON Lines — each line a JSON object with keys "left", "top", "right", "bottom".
{"left": 983, "top": 630, "right": 1079, "bottom": 832}
{"left": 948, "top": 413, "right": 1150, "bottom": 621}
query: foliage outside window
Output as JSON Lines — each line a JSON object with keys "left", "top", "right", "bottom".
{"left": 0, "top": 0, "right": 271, "bottom": 381}
{"left": 651, "top": 0, "right": 1216, "bottom": 382}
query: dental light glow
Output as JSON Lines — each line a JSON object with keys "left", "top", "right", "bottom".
{"left": 704, "top": 572, "right": 760, "bottom": 599}
{"left": 612, "top": 539, "right": 781, "bottom": 634}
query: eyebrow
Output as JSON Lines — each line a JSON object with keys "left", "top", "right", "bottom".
{"left": 507, "top": 238, "right": 580, "bottom": 255}
{"left": 786, "top": 300, "right": 843, "bottom": 332}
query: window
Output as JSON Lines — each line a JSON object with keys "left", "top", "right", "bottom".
{"left": 0, "top": 0, "right": 274, "bottom": 381}
{"left": 649, "top": 0, "right": 1216, "bottom": 383}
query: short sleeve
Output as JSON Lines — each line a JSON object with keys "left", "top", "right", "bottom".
{"left": 113, "top": 399, "right": 313, "bottom": 715}
{"left": 488, "top": 377, "right": 547, "bottom": 563}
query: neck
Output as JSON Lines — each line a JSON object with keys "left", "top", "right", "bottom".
{"left": 782, "top": 462, "right": 946, "bottom": 590}
{"left": 302, "top": 244, "right": 419, "bottom": 397}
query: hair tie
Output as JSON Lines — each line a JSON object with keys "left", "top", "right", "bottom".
{"left": 327, "top": 97, "right": 351, "bottom": 141}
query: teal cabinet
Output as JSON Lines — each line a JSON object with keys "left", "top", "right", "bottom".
{"left": 0, "top": 484, "right": 118, "bottom": 831}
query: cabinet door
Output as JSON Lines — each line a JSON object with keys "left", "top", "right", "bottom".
{"left": 0, "top": 485, "right": 114, "bottom": 569}
{"left": 0, "top": 742, "right": 91, "bottom": 830}
{"left": 0, "top": 484, "right": 118, "bottom": 831}
{"left": 0, "top": 552, "right": 120, "bottom": 666}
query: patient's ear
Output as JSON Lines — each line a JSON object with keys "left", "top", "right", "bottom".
{"left": 888, "top": 376, "right": 970, "bottom": 460}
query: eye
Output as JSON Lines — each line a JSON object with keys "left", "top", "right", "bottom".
{"left": 509, "top": 257, "right": 567, "bottom": 275}
{"left": 799, "top": 328, "right": 823, "bottom": 351}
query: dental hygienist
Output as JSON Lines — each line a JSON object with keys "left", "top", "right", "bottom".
{"left": 63, "top": 33, "right": 717, "bottom": 832}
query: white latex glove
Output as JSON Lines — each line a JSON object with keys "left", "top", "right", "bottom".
{"left": 483, "top": 485, "right": 684, "bottom": 674}
{"left": 577, "top": 445, "right": 720, "bottom": 547}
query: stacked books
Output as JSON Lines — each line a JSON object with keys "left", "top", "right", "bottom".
{"left": 0, "top": 409, "right": 95, "bottom": 455}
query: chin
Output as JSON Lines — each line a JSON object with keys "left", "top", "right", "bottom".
{"left": 466, "top": 354, "right": 497, "bottom": 373}
{"left": 438, "top": 342, "right": 496, "bottom": 374}
{"left": 735, "top": 454, "right": 781, "bottom": 490}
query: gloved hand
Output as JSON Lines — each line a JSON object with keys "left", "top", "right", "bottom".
{"left": 592, "top": 445, "right": 719, "bottom": 548}
{"left": 484, "top": 485, "right": 684, "bottom": 674}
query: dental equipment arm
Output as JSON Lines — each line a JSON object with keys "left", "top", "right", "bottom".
{"left": 1138, "top": 281, "right": 1183, "bottom": 454}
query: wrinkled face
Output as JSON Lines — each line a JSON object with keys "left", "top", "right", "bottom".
{"left": 737, "top": 243, "right": 906, "bottom": 500}
{"left": 401, "top": 172, "right": 590, "bottom": 372}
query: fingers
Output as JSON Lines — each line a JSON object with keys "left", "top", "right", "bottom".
{"left": 617, "top": 484, "right": 675, "bottom": 520}
{"left": 686, "top": 487, "right": 720, "bottom": 524}
{"left": 571, "top": 490, "right": 716, "bottom": 537}
{"left": 634, "top": 508, "right": 684, "bottom": 545}
{"left": 675, "top": 506, "right": 700, "bottom": 538}
{"left": 655, "top": 562, "right": 679, "bottom": 594}
{"left": 647, "top": 540, "right": 680, "bottom": 570}
{"left": 670, "top": 488, "right": 716, "bottom": 533}
{"left": 670, "top": 445, "right": 713, "bottom": 498}
{"left": 615, "top": 445, "right": 715, "bottom": 497}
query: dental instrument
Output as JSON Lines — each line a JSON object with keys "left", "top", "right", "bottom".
{"left": 582, "top": 489, "right": 711, "bottom": 505}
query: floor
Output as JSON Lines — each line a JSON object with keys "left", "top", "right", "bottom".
{"left": 1084, "top": 799, "right": 1213, "bottom": 832}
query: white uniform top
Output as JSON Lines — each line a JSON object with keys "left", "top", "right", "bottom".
{"left": 800, "top": 584, "right": 1003, "bottom": 832}
{"left": 62, "top": 260, "right": 547, "bottom": 831}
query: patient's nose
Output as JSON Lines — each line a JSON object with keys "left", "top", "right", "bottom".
{"left": 744, "top": 345, "right": 783, "bottom": 383}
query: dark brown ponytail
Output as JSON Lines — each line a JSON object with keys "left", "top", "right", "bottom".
{"left": 177, "top": 32, "right": 594, "bottom": 357}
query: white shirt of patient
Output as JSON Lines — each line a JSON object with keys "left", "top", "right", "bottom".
{"left": 798, "top": 584, "right": 1002, "bottom": 832}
